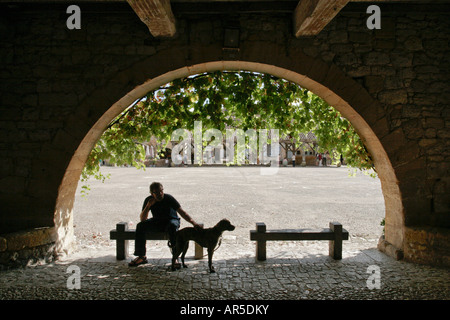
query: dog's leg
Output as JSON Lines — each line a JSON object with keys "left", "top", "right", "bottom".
{"left": 207, "top": 247, "right": 215, "bottom": 273}
{"left": 181, "top": 242, "right": 189, "bottom": 268}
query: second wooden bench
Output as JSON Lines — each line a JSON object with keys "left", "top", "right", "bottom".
{"left": 250, "top": 221, "right": 349, "bottom": 261}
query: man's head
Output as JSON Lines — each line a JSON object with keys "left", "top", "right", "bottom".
{"left": 150, "top": 182, "right": 164, "bottom": 201}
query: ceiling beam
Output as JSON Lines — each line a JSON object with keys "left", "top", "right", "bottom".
{"left": 127, "top": 0, "right": 176, "bottom": 37}
{"left": 293, "top": 0, "right": 350, "bottom": 37}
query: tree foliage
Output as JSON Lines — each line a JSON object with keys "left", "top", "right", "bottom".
{"left": 81, "top": 71, "right": 374, "bottom": 191}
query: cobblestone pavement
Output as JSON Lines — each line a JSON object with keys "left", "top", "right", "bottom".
{"left": 0, "top": 239, "right": 449, "bottom": 301}
{"left": 1, "top": 167, "right": 449, "bottom": 304}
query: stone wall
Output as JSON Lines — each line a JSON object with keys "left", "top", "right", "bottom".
{"left": 0, "top": 5, "right": 151, "bottom": 234}
{"left": 403, "top": 226, "right": 450, "bottom": 266}
{"left": 311, "top": 8, "right": 450, "bottom": 231}
{"left": 0, "top": 3, "right": 448, "bottom": 266}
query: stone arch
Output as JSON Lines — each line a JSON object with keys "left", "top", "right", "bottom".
{"left": 53, "top": 50, "right": 403, "bottom": 260}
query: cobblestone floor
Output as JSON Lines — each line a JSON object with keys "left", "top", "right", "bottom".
{"left": 0, "top": 239, "right": 449, "bottom": 301}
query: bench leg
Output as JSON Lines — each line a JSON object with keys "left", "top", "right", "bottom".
{"left": 329, "top": 222, "right": 343, "bottom": 260}
{"left": 114, "top": 222, "right": 129, "bottom": 260}
{"left": 255, "top": 223, "right": 267, "bottom": 261}
{"left": 116, "top": 239, "right": 129, "bottom": 260}
{"left": 194, "top": 223, "right": 204, "bottom": 259}
{"left": 194, "top": 242, "right": 203, "bottom": 260}
{"left": 256, "top": 240, "right": 267, "bottom": 261}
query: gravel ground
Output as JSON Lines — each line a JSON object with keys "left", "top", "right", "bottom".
{"left": 72, "top": 165, "right": 385, "bottom": 249}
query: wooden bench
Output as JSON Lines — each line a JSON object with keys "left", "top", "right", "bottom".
{"left": 110, "top": 222, "right": 204, "bottom": 260}
{"left": 250, "top": 222, "right": 349, "bottom": 261}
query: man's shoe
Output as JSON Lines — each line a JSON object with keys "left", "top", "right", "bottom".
{"left": 128, "top": 256, "right": 148, "bottom": 267}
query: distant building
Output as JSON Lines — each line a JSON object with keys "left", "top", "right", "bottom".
{"left": 144, "top": 131, "right": 334, "bottom": 167}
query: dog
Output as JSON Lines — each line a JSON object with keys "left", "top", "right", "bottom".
{"left": 171, "top": 219, "right": 235, "bottom": 273}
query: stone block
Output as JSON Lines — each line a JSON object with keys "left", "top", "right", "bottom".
{"left": 402, "top": 104, "right": 421, "bottom": 118}
{"left": 391, "top": 53, "right": 413, "bottom": 68}
{"left": 345, "top": 65, "right": 370, "bottom": 77}
{"left": 403, "top": 226, "right": 450, "bottom": 267}
{"left": 2, "top": 227, "right": 56, "bottom": 252}
{"left": 370, "top": 66, "right": 396, "bottom": 76}
{"left": 363, "top": 52, "right": 390, "bottom": 66}
{"left": 378, "top": 89, "right": 408, "bottom": 105}
{"left": 348, "top": 31, "right": 370, "bottom": 44}
{"left": 377, "top": 236, "right": 403, "bottom": 260}
{"left": 437, "top": 128, "right": 450, "bottom": 139}
{"left": 370, "top": 116, "right": 390, "bottom": 139}
{"left": 375, "top": 39, "right": 396, "bottom": 50}
{"left": 328, "top": 30, "right": 348, "bottom": 44}
{"left": 391, "top": 140, "right": 421, "bottom": 166}
{"left": 422, "top": 117, "right": 445, "bottom": 129}
{"left": 364, "top": 75, "right": 384, "bottom": 94}
{"left": 419, "top": 138, "right": 438, "bottom": 148}
{"left": 381, "top": 128, "right": 408, "bottom": 156}
{"left": 401, "top": 118, "right": 423, "bottom": 139}
{"left": 335, "top": 52, "right": 359, "bottom": 66}
{"left": 404, "top": 36, "right": 423, "bottom": 51}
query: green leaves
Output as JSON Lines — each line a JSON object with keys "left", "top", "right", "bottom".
{"left": 82, "top": 71, "right": 375, "bottom": 188}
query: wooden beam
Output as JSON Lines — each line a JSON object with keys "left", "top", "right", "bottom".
{"left": 293, "top": 0, "right": 350, "bottom": 37}
{"left": 127, "top": 0, "right": 176, "bottom": 37}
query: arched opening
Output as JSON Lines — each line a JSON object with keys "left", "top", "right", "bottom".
{"left": 54, "top": 61, "right": 403, "bottom": 260}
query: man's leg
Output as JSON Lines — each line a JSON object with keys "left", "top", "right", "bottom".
{"left": 133, "top": 218, "right": 161, "bottom": 257}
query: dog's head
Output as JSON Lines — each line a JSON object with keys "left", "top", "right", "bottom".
{"left": 216, "top": 219, "right": 235, "bottom": 232}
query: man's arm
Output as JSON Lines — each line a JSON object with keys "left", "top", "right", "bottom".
{"left": 177, "top": 207, "right": 202, "bottom": 229}
{"left": 140, "top": 198, "right": 156, "bottom": 222}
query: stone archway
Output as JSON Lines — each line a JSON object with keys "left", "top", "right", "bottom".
{"left": 2, "top": 1, "right": 448, "bottom": 269}
{"left": 54, "top": 58, "right": 403, "bottom": 262}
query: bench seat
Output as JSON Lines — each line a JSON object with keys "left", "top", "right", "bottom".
{"left": 110, "top": 222, "right": 204, "bottom": 260}
{"left": 250, "top": 222, "right": 349, "bottom": 261}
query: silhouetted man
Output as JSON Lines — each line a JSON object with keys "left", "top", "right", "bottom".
{"left": 128, "top": 182, "right": 202, "bottom": 267}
